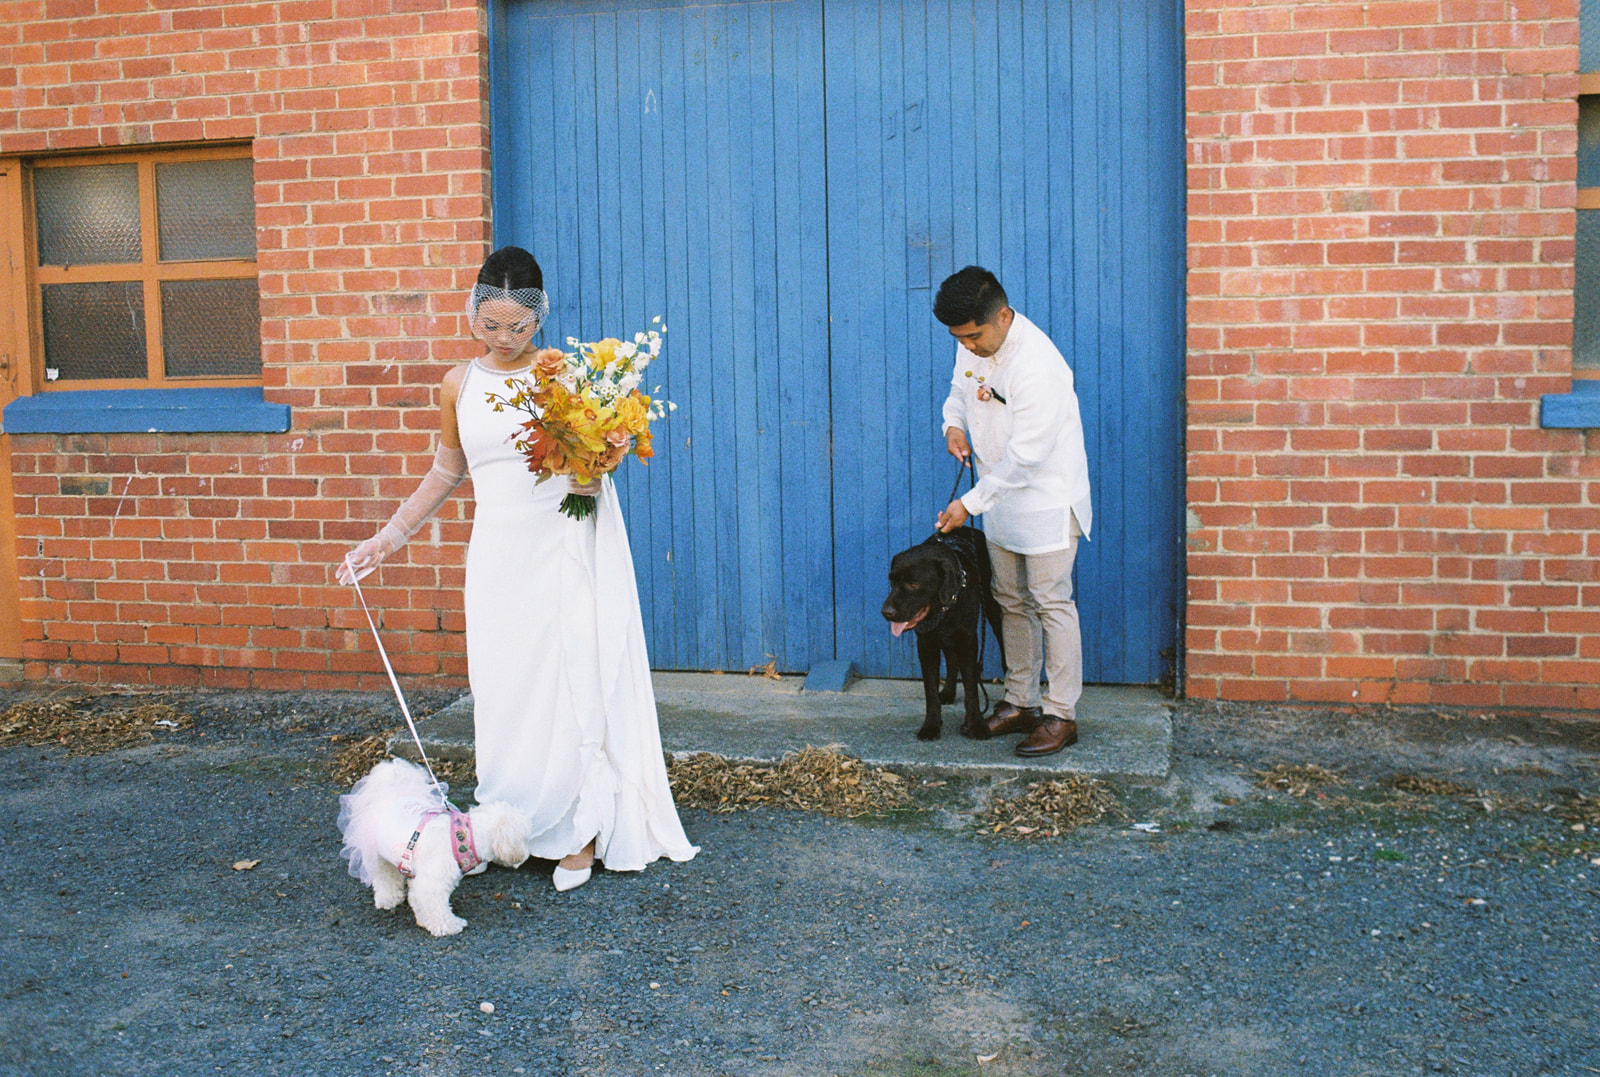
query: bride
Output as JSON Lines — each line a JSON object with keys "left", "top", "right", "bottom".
{"left": 338, "top": 245, "right": 698, "bottom": 890}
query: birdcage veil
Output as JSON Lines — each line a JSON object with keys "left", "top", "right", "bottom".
{"left": 466, "top": 283, "right": 549, "bottom": 334}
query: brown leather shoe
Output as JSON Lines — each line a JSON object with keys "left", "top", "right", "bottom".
{"left": 983, "top": 701, "right": 1043, "bottom": 738}
{"left": 1014, "top": 715, "right": 1077, "bottom": 757}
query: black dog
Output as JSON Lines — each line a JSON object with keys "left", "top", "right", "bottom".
{"left": 881, "top": 527, "right": 1005, "bottom": 741}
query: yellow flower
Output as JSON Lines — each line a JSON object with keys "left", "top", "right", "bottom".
{"left": 614, "top": 393, "right": 649, "bottom": 433}
{"left": 588, "top": 338, "right": 624, "bottom": 371}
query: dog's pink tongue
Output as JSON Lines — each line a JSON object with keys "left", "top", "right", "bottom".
{"left": 890, "top": 621, "right": 910, "bottom": 638}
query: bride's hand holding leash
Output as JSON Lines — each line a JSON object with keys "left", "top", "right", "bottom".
{"left": 336, "top": 535, "right": 393, "bottom": 585}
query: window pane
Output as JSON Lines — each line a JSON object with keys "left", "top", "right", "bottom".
{"left": 1577, "top": 211, "right": 1600, "bottom": 371}
{"left": 1583, "top": 98, "right": 1600, "bottom": 189}
{"left": 33, "top": 164, "right": 142, "bottom": 266}
{"left": 41, "top": 281, "right": 148, "bottom": 380}
{"left": 156, "top": 158, "right": 256, "bottom": 261}
{"left": 160, "top": 279, "right": 261, "bottom": 377}
{"left": 1586, "top": 0, "right": 1600, "bottom": 72}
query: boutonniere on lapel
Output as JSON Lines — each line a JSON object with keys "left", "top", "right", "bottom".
{"left": 963, "top": 369, "right": 1007, "bottom": 405}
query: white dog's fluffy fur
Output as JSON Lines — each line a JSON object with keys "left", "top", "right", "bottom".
{"left": 338, "top": 758, "right": 532, "bottom": 936}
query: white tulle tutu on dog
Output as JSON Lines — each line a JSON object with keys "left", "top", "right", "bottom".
{"left": 337, "top": 758, "right": 454, "bottom": 886}
{"left": 337, "top": 757, "right": 532, "bottom": 936}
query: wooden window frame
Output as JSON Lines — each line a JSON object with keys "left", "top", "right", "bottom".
{"left": 1581, "top": 72, "right": 1600, "bottom": 212}
{"left": 1580, "top": 73, "right": 1600, "bottom": 379}
{"left": 10, "top": 142, "right": 259, "bottom": 392}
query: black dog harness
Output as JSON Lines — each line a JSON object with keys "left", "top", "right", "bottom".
{"left": 913, "top": 528, "right": 980, "bottom": 633}
{"left": 916, "top": 457, "right": 984, "bottom": 631}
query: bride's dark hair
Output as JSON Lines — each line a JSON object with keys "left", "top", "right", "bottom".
{"left": 478, "top": 246, "right": 543, "bottom": 292}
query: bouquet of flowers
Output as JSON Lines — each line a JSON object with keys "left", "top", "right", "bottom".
{"left": 485, "top": 317, "right": 674, "bottom": 520}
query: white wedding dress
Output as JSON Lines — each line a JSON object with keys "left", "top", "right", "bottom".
{"left": 455, "top": 358, "right": 698, "bottom": 871}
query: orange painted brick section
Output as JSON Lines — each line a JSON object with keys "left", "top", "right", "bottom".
{"left": 2, "top": 1, "right": 487, "bottom": 688}
{"left": 1186, "top": 1, "right": 1595, "bottom": 707}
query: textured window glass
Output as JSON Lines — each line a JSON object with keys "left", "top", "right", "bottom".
{"left": 1585, "top": 1, "right": 1600, "bottom": 71}
{"left": 156, "top": 158, "right": 256, "bottom": 261}
{"left": 34, "top": 164, "right": 142, "bottom": 266}
{"left": 41, "top": 281, "right": 148, "bottom": 380}
{"left": 160, "top": 279, "right": 261, "bottom": 377}
{"left": 1577, "top": 211, "right": 1600, "bottom": 371}
{"left": 1583, "top": 98, "right": 1600, "bottom": 189}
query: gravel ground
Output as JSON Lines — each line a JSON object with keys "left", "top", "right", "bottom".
{"left": 0, "top": 686, "right": 1596, "bottom": 1077}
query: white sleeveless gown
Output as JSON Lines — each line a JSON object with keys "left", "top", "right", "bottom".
{"left": 455, "top": 359, "right": 698, "bottom": 871}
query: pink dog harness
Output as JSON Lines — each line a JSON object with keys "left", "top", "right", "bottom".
{"left": 396, "top": 806, "right": 480, "bottom": 878}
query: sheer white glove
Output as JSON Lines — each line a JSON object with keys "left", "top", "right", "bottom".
{"left": 337, "top": 533, "right": 396, "bottom": 585}
{"left": 336, "top": 445, "right": 469, "bottom": 585}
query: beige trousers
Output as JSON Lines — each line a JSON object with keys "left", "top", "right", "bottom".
{"left": 987, "top": 536, "right": 1082, "bottom": 720}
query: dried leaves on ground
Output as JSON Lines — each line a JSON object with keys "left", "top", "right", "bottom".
{"left": 1385, "top": 774, "right": 1478, "bottom": 797}
{"left": 1253, "top": 763, "right": 1341, "bottom": 798}
{"left": 327, "top": 733, "right": 393, "bottom": 787}
{"left": 1553, "top": 791, "right": 1600, "bottom": 828}
{"left": 326, "top": 731, "right": 474, "bottom": 790}
{"left": 668, "top": 746, "right": 913, "bottom": 818}
{"left": 0, "top": 696, "right": 191, "bottom": 756}
{"left": 980, "top": 775, "right": 1122, "bottom": 839}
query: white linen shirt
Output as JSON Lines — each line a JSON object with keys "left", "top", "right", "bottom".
{"left": 941, "top": 311, "right": 1093, "bottom": 555}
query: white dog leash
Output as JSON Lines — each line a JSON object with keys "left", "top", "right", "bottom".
{"left": 343, "top": 556, "right": 451, "bottom": 801}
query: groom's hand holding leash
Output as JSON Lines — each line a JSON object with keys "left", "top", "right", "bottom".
{"left": 937, "top": 499, "right": 969, "bottom": 534}
{"left": 939, "top": 428, "right": 973, "bottom": 533}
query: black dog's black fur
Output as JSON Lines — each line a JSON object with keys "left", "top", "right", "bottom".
{"left": 881, "top": 527, "right": 1005, "bottom": 741}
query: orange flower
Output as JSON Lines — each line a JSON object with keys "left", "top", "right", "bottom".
{"left": 533, "top": 347, "right": 566, "bottom": 380}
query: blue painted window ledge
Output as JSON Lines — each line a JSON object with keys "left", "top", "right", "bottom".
{"left": 1540, "top": 380, "right": 1600, "bottom": 429}
{"left": 2, "top": 387, "right": 290, "bottom": 434}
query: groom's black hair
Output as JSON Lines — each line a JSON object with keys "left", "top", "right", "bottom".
{"left": 934, "top": 266, "right": 1007, "bottom": 327}
{"left": 478, "top": 246, "right": 543, "bottom": 292}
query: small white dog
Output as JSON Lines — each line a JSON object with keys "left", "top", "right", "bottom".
{"left": 338, "top": 758, "right": 532, "bottom": 936}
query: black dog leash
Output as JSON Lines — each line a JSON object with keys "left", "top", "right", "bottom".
{"left": 946, "top": 454, "right": 973, "bottom": 504}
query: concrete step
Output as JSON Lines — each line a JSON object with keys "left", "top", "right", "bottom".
{"left": 391, "top": 673, "right": 1172, "bottom": 784}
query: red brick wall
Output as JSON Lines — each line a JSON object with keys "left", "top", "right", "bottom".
{"left": 1185, "top": 0, "right": 1600, "bottom": 708}
{"left": 1, "top": 0, "right": 488, "bottom": 687}
{"left": 5, "top": 1, "right": 1599, "bottom": 704}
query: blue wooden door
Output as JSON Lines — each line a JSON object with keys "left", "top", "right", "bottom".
{"left": 489, "top": 0, "right": 1185, "bottom": 684}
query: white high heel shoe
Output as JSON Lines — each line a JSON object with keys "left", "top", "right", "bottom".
{"left": 552, "top": 864, "right": 591, "bottom": 892}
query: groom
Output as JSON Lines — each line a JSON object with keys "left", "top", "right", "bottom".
{"left": 933, "top": 266, "right": 1093, "bottom": 757}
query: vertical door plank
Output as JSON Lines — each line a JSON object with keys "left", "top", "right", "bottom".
{"left": 775, "top": 0, "right": 838, "bottom": 669}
